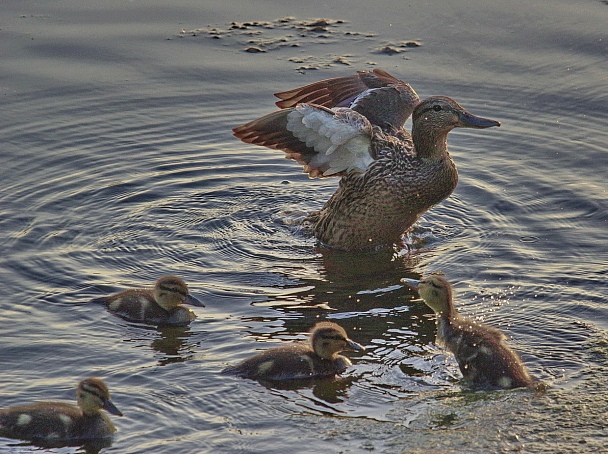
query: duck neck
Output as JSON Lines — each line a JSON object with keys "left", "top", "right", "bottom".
{"left": 80, "top": 402, "right": 101, "bottom": 417}
{"left": 157, "top": 301, "right": 174, "bottom": 312}
{"left": 435, "top": 301, "right": 459, "bottom": 326}
{"left": 412, "top": 127, "right": 450, "bottom": 159}
{"left": 313, "top": 344, "right": 336, "bottom": 360}
{"left": 435, "top": 306, "right": 460, "bottom": 344}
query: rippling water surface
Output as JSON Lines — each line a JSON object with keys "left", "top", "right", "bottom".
{"left": 1, "top": 0, "right": 607, "bottom": 452}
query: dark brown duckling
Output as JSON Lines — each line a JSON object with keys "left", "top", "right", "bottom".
{"left": 224, "top": 321, "right": 365, "bottom": 381}
{"left": 0, "top": 377, "right": 122, "bottom": 443}
{"left": 404, "top": 275, "right": 534, "bottom": 389}
{"left": 91, "top": 275, "right": 204, "bottom": 326}
{"left": 233, "top": 69, "right": 500, "bottom": 251}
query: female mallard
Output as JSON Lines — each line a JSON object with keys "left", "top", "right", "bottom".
{"left": 0, "top": 377, "right": 122, "bottom": 443}
{"left": 224, "top": 321, "right": 365, "bottom": 381}
{"left": 233, "top": 69, "right": 500, "bottom": 251}
{"left": 405, "top": 275, "right": 534, "bottom": 389}
{"left": 91, "top": 275, "right": 205, "bottom": 326}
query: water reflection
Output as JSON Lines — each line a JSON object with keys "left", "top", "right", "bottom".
{"left": 118, "top": 324, "right": 199, "bottom": 366}
{"left": 257, "top": 375, "right": 357, "bottom": 406}
{"left": 0, "top": 438, "right": 114, "bottom": 454}
{"left": 151, "top": 326, "right": 198, "bottom": 366}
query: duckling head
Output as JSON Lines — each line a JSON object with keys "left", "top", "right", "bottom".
{"left": 152, "top": 275, "right": 205, "bottom": 311}
{"left": 76, "top": 377, "right": 123, "bottom": 417}
{"left": 403, "top": 275, "right": 454, "bottom": 317}
{"left": 413, "top": 96, "right": 500, "bottom": 134}
{"left": 310, "top": 321, "right": 365, "bottom": 360}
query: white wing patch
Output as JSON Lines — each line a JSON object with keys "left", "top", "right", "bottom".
{"left": 256, "top": 360, "right": 275, "bottom": 376}
{"left": 108, "top": 297, "right": 123, "bottom": 312}
{"left": 16, "top": 414, "right": 32, "bottom": 426}
{"left": 498, "top": 376, "right": 513, "bottom": 388}
{"left": 299, "top": 354, "right": 315, "bottom": 375}
{"left": 138, "top": 296, "right": 150, "bottom": 320}
{"left": 286, "top": 105, "right": 374, "bottom": 176}
{"left": 59, "top": 414, "right": 72, "bottom": 427}
{"left": 479, "top": 345, "right": 494, "bottom": 356}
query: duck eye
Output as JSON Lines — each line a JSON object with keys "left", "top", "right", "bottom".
{"left": 433, "top": 105, "right": 442, "bottom": 112}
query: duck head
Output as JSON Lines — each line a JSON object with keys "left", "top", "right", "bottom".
{"left": 310, "top": 322, "right": 365, "bottom": 360}
{"left": 76, "top": 377, "right": 123, "bottom": 417}
{"left": 153, "top": 275, "right": 205, "bottom": 310}
{"left": 403, "top": 275, "right": 455, "bottom": 317}
{"left": 413, "top": 96, "right": 501, "bottom": 132}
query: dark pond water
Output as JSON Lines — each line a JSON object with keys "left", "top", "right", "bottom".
{"left": 1, "top": 0, "right": 607, "bottom": 452}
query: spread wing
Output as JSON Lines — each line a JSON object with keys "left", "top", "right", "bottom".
{"left": 274, "top": 69, "right": 419, "bottom": 131}
{"left": 233, "top": 103, "right": 374, "bottom": 178}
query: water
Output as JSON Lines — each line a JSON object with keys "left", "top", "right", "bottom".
{"left": 1, "top": 0, "right": 607, "bottom": 452}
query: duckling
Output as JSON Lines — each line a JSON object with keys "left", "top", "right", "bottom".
{"left": 233, "top": 69, "right": 500, "bottom": 251}
{"left": 0, "top": 377, "right": 122, "bottom": 442}
{"left": 224, "top": 321, "right": 365, "bottom": 381}
{"left": 404, "top": 275, "right": 534, "bottom": 389}
{"left": 91, "top": 275, "right": 205, "bottom": 326}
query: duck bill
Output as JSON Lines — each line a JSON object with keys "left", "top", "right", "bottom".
{"left": 346, "top": 339, "right": 366, "bottom": 352}
{"left": 459, "top": 111, "right": 501, "bottom": 129}
{"left": 401, "top": 278, "right": 420, "bottom": 290}
{"left": 184, "top": 294, "right": 205, "bottom": 307}
{"left": 104, "top": 399, "right": 123, "bottom": 417}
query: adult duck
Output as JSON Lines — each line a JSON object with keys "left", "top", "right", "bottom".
{"left": 233, "top": 69, "right": 500, "bottom": 251}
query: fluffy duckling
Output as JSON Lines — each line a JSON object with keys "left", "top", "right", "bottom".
{"left": 405, "top": 275, "right": 534, "bottom": 389}
{"left": 0, "top": 377, "right": 122, "bottom": 443}
{"left": 233, "top": 69, "right": 500, "bottom": 251}
{"left": 224, "top": 321, "right": 365, "bottom": 381}
{"left": 92, "top": 275, "right": 205, "bottom": 326}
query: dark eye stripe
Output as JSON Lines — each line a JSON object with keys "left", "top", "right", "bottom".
{"left": 418, "top": 103, "right": 444, "bottom": 116}
{"left": 159, "top": 284, "right": 188, "bottom": 297}
{"left": 417, "top": 106, "right": 435, "bottom": 117}
{"left": 322, "top": 334, "right": 346, "bottom": 341}
{"left": 421, "top": 280, "right": 442, "bottom": 289}
{"left": 81, "top": 382, "right": 105, "bottom": 400}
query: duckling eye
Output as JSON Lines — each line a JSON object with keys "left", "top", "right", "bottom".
{"left": 433, "top": 105, "right": 442, "bottom": 112}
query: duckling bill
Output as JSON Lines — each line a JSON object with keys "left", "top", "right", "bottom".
{"left": 233, "top": 69, "right": 500, "bottom": 251}
{"left": 91, "top": 275, "right": 204, "bottom": 326}
{"left": 0, "top": 377, "right": 122, "bottom": 443}
{"left": 224, "top": 321, "right": 365, "bottom": 381}
{"left": 404, "top": 275, "right": 534, "bottom": 389}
